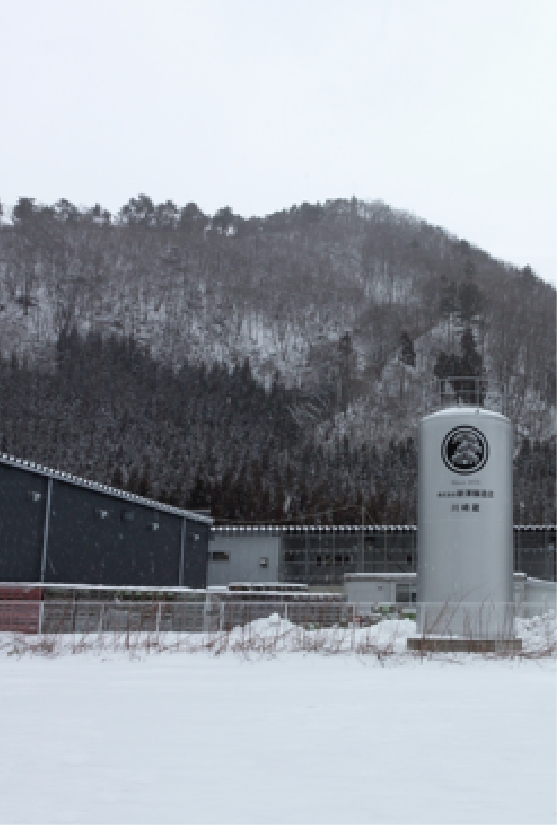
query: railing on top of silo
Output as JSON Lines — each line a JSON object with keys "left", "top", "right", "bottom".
{"left": 424, "top": 376, "right": 507, "bottom": 415}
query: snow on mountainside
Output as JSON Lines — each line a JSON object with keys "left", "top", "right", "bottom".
{"left": 1, "top": 197, "right": 554, "bottom": 404}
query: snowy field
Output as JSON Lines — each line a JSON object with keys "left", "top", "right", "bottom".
{"left": 0, "top": 620, "right": 555, "bottom": 825}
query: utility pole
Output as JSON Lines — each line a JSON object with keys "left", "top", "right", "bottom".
{"left": 361, "top": 501, "right": 365, "bottom": 574}
{"left": 518, "top": 502, "right": 524, "bottom": 573}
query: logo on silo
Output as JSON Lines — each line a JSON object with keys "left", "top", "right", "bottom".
{"left": 441, "top": 426, "right": 488, "bottom": 474}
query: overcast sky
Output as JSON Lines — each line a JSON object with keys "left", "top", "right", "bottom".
{"left": 1, "top": 1, "right": 555, "bottom": 286}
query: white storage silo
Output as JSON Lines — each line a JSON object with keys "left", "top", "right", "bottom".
{"left": 416, "top": 406, "right": 514, "bottom": 640}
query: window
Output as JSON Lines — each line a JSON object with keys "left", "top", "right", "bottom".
{"left": 260, "top": 557, "right": 269, "bottom": 568}
{"left": 95, "top": 508, "right": 109, "bottom": 519}
{"left": 396, "top": 584, "right": 410, "bottom": 603}
{"left": 121, "top": 510, "right": 135, "bottom": 522}
{"left": 28, "top": 491, "right": 42, "bottom": 503}
{"left": 212, "top": 551, "right": 230, "bottom": 562}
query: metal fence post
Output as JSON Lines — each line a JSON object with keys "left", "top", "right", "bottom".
{"left": 360, "top": 517, "right": 364, "bottom": 574}
{"left": 202, "top": 598, "right": 208, "bottom": 633}
{"left": 155, "top": 601, "right": 162, "bottom": 635}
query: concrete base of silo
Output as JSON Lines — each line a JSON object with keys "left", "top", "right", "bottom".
{"left": 407, "top": 636, "right": 522, "bottom": 653}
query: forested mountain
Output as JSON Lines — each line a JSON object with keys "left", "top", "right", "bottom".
{"left": 0, "top": 196, "right": 554, "bottom": 523}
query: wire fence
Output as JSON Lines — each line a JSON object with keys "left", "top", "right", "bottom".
{"left": 0, "top": 598, "right": 554, "bottom": 656}
{"left": 0, "top": 598, "right": 357, "bottom": 635}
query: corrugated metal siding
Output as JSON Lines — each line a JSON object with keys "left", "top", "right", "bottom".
{"left": 0, "top": 464, "right": 47, "bottom": 582}
{"left": 0, "top": 461, "right": 210, "bottom": 589}
{"left": 183, "top": 521, "right": 209, "bottom": 590}
{"left": 45, "top": 481, "right": 183, "bottom": 586}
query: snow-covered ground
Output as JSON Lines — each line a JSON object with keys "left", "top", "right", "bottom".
{"left": 0, "top": 620, "right": 555, "bottom": 824}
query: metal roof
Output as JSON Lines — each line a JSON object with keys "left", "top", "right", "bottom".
{"left": 212, "top": 524, "right": 416, "bottom": 533}
{"left": 0, "top": 454, "right": 213, "bottom": 525}
{"left": 212, "top": 523, "right": 555, "bottom": 533}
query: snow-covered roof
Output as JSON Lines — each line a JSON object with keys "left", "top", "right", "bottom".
{"left": 212, "top": 523, "right": 554, "bottom": 533}
{"left": 212, "top": 524, "right": 417, "bottom": 533}
{"left": 0, "top": 581, "right": 207, "bottom": 595}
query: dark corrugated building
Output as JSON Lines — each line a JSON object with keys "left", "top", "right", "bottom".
{"left": 0, "top": 455, "right": 212, "bottom": 589}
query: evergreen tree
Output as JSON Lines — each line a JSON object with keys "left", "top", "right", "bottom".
{"left": 457, "top": 281, "right": 484, "bottom": 323}
{"left": 399, "top": 331, "right": 416, "bottom": 367}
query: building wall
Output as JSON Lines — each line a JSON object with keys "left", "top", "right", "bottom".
{"left": 345, "top": 572, "right": 556, "bottom": 616}
{"left": 344, "top": 576, "right": 398, "bottom": 603}
{"left": 184, "top": 521, "right": 210, "bottom": 590}
{"left": 281, "top": 530, "right": 416, "bottom": 586}
{"left": 523, "top": 578, "right": 556, "bottom": 613}
{"left": 207, "top": 527, "right": 556, "bottom": 588}
{"left": 514, "top": 530, "right": 556, "bottom": 580}
{"left": 46, "top": 481, "right": 183, "bottom": 587}
{"left": 514, "top": 574, "right": 557, "bottom": 616}
{"left": 0, "top": 460, "right": 210, "bottom": 588}
{"left": 0, "top": 464, "right": 48, "bottom": 583}
{"left": 208, "top": 533, "right": 280, "bottom": 586}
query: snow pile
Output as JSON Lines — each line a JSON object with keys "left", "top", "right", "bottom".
{"left": 219, "top": 614, "right": 415, "bottom": 656}
{"left": 516, "top": 610, "right": 556, "bottom": 656}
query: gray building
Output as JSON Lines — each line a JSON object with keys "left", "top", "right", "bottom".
{"left": 209, "top": 525, "right": 416, "bottom": 588}
{"left": 208, "top": 530, "right": 281, "bottom": 585}
{"left": 0, "top": 455, "right": 212, "bottom": 589}
{"left": 209, "top": 524, "right": 556, "bottom": 588}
